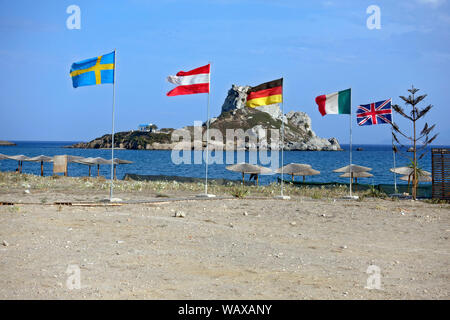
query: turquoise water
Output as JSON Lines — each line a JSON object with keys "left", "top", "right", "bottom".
{"left": 0, "top": 141, "right": 446, "bottom": 185}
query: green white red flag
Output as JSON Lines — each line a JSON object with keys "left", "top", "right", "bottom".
{"left": 315, "top": 88, "right": 351, "bottom": 116}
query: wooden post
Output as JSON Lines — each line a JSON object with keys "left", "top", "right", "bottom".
{"left": 256, "top": 174, "right": 259, "bottom": 186}
{"left": 114, "top": 164, "right": 117, "bottom": 180}
{"left": 40, "top": 161, "right": 44, "bottom": 176}
{"left": 97, "top": 164, "right": 100, "bottom": 177}
{"left": 303, "top": 175, "right": 305, "bottom": 182}
{"left": 242, "top": 172, "right": 244, "bottom": 184}
{"left": 88, "top": 165, "right": 91, "bottom": 177}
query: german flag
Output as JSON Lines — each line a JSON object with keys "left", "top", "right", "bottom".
{"left": 246, "top": 78, "right": 283, "bottom": 108}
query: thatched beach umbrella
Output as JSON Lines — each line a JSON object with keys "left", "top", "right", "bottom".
{"left": 25, "top": 155, "right": 53, "bottom": 176}
{"left": 71, "top": 157, "right": 97, "bottom": 177}
{"left": 295, "top": 168, "right": 320, "bottom": 182}
{"left": 73, "top": 157, "right": 133, "bottom": 179}
{"left": 6, "top": 155, "right": 30, "bottom": 173}
{"left": 390, "top": 166, "right": 431, "bottom": 176}
{"left": 276, "top": 164, "right": 319, "bottom": 182}
{"left": 400, "top": 174, "right": 432, "bottom": 195}
{"left": 334, "top": 164, "right": 372, "bottom": 194}
{"left": 89, "top": 157, "right": 111, "bottom": 177}
{"left": 339, "top": 171, "right": 373, "bottom": 184}
{"left": 0, "top": 153, "right": 8, "bottom": 160}
{"left": 67, "top": 155, "right": 86, "bottom": 163}
{"left": 112, "top": 158, "right": 133, "bottom": 179}
{"left": 391, "top": 167, "right": 431, "bottom": 192}
{"left": 333, "top": 164, "right": 372, "bottom": 173}
{"left": 275, "top": 163, "right": 313, "bottom": 181}
{"left": 226, "top": 163, "right": 272, "bottom": 185}
{"left": 399, "top": 175, "right": 432, "bottom": 183}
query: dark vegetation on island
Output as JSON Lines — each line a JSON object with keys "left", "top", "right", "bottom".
{"left": 0, "top": 140, "right": 16, "bottom": 146}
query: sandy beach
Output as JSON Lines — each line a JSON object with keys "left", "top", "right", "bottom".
{"left": 0, "top": 172, "right": 448, "bottom": 299}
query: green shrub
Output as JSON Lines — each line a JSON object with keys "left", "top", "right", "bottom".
{"left": 230, "top": 186, "right": 249, "bottom": 198}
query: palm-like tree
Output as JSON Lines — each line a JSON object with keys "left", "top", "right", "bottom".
{"left": 391, "top": 86, "right": 438, "bottom": 199}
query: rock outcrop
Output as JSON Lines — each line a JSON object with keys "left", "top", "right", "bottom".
{"left": 221, "top": 85, "right": 284, "bottom": 122}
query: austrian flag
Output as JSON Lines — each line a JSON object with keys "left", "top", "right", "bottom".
{"left": 166, "top": 64, "right": 210, "bottom": 96}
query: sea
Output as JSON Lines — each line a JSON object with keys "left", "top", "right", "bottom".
{"left": 0, "top": 141, "right": 448, "bottom": 186}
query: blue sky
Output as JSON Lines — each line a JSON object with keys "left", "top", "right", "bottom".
{"left": 0, "top": 0, "right": 449, "bottom": 144}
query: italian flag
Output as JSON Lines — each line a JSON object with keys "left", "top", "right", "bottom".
{"left": 315, "top": 88, "right": 351, "bottom": 116}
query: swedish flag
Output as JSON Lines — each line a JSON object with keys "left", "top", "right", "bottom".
{"left": 70, "top": 51, "right": 115, "bottom": 88}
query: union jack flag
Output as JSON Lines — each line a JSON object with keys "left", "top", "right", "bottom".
{"left": 356, "top": 99, "right": 392, "bottom": 126}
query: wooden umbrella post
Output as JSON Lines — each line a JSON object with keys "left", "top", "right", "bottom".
{"left": 256, "top": 174, "right": 259, "bottom": 186}
{"left": 114, "top": 164, "right": 117, "bottom": 180}
{"left": 303, "top": 175, "right": 305, "bottom": 182}
{"left": 88, "top": 165, "right": 91, "bottom": 177}
{"left": 40, "top": 161, "right": 44, "bottom": 176}
{"left": 97, "top": 164, "right": 100, "bottom": 177}
{"left": 291, "top": 174, "right": 294, "bottom": 181}
{"left": 242, "top": 172, "right": 244, "bottom": 184}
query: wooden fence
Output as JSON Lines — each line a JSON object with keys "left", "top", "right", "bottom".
{"left": 432, "top": 148, "right": 450, "bottom": 200}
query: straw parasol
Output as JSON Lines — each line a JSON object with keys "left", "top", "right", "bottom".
{"left": 72, "top": 157, "right": 133, "bottom": 178}
{"left": 24, "top": 155, "right": 53, "bottom": 176}
{"left": 112, "top": 158, "right": 133, "bottom": 179}
{"left": 275, "top": 163, "right": 311, "bottom": 174}
{"left": 85, "top": 157, "right": 110, "bottom": 177}
{"left": 399, "top": 175, "right": 432, "bottom": 183}
{"left": 391, "top": 166, "right": 431, "bottom": 192}
{"left": 339, "top": 171, "right": 373, "bottom": 184}
{"left": 275, "top": 163, "right": 312, "bottom": 181}
{"left": 390, "top": 166, "right": 431, "bottom": 176}
{"left": 276, "top": 164, "right": 319, "bottom": 182}
{"left": 333, "top": 164, "right": 372, "bottom": 173}
{"left": 400, "top": 174, "right": 432, "bottom": 194}
{"left": 334, "top": 164, "right": 372, "bottom": 194}
{"left": 0, "top": 153, "right": 8, "bottom": 160}
{"left": 6, "top": 155, "right": 30, "bottom": 173}
{"left": 71, "top": 157, "right": 95, "bottom": 177}
{"left": 67, "top": 155, "right": 86, "bottom": 163}
{"left": 226, "top": 163, "right": 272, "bottom": 185}
{"left": 113, "top": 158, "right": 133, "bottom": 164}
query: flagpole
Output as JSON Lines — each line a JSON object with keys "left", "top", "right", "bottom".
{"left": 349, "top": 88, "right": 353, "bottom": 198}
{"left": 109, "top": 49, "right": 117, "bottom": 201}
{"left": 391, "top": 97, "right": 397, "bottom": 193}
{"left": 205, "top": 64, "right": 210, "bottom": 195}
{"left": 275, "top": 78, "right": 289, "bottom": 200}
{"left": 281, "top": 78, "right": 285, "bottom": 197}
{"left": 199, "top": 62, "right": 215, "bottom": 198}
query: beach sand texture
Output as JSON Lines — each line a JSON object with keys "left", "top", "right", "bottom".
{"left": 0, "top": 172, "right": 449, "bottom": 299}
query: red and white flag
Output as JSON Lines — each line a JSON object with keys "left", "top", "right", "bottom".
{"left": 166, "top": 64, "right": 210, "bottom": 96}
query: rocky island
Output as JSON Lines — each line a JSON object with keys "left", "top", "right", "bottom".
{"left": 67, "top": 85, "right": 341, "bottom": 151}
{"left": 0, "top": 140, "right": 16, "bottom": 146}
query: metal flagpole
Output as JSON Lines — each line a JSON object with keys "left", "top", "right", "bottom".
{"left": 196, "top": 62, "right": 214, "bottom": 198}
{"left": 205, "top": 70, "right": 210, "bottom": 196}
{"left": 275, "top": 78, "right": 289, "bottom": 200}
{"left": 109, "top": 49, "right": 116, "bottom": 201}
{"left": 202, "top": 62, "right": 215, "bottom": 197}
{"left": 349, "top": 88, "right": 353, "bottom": 198}
{"left": 281, "top": 78, "right": 285, "bottom": 197}
{"left": 391, "top": 98, "right": 397, "bottom": 193}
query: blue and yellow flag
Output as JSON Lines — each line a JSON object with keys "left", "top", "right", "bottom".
{"left": 70, "top": 51, "right": 115, "bottom": 88}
